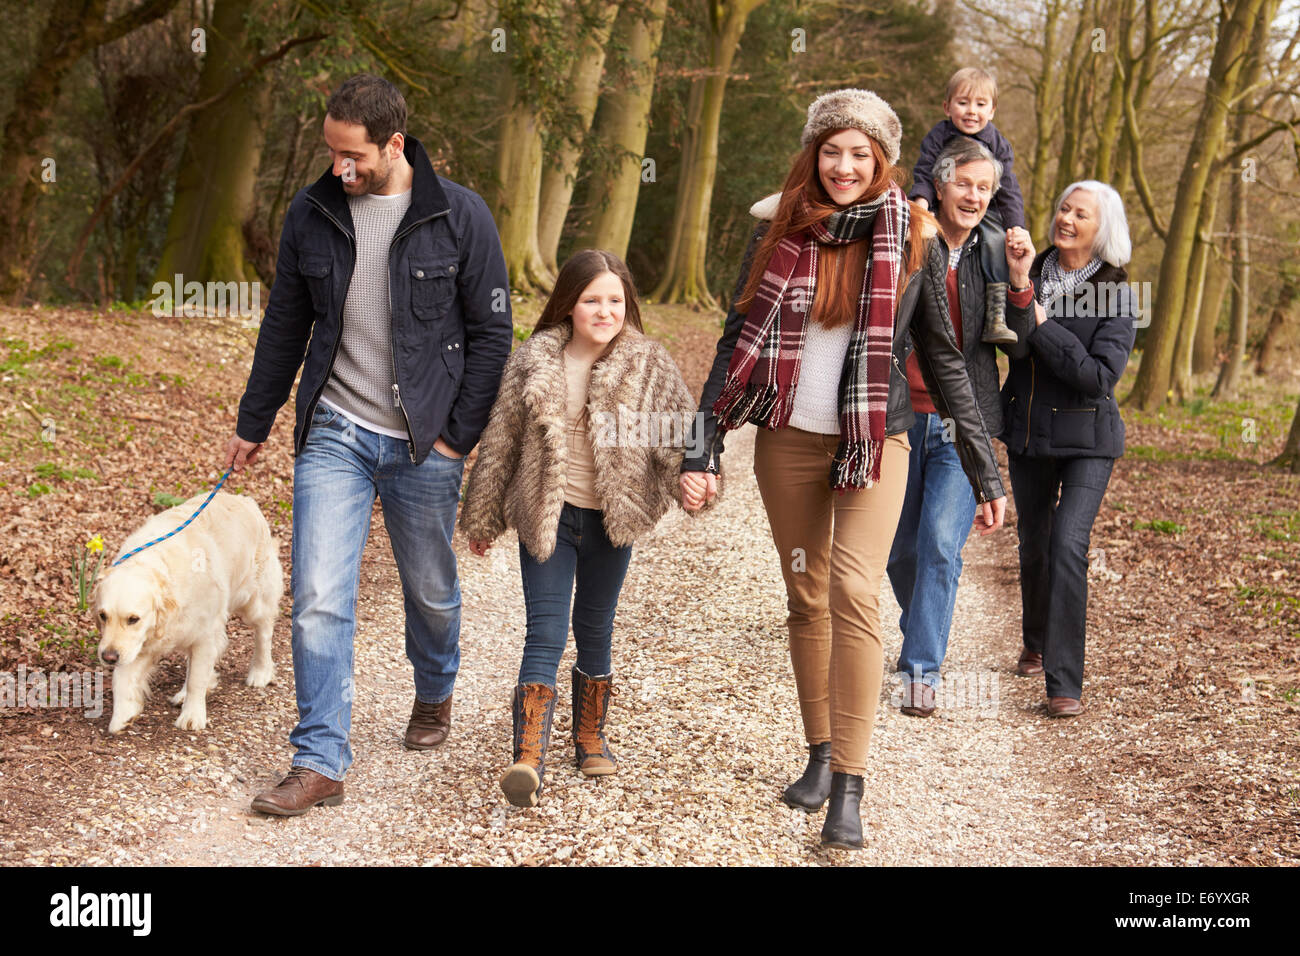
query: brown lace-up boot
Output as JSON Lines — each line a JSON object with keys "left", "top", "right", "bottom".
{"left": 572, "top": 666, "right": 617, "bottom": 777}
{"left": 500, "top": 683, "right": 557, "bottom": 807}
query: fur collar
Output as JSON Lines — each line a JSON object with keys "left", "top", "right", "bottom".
{"left": 512, "top": 322, "right": 659, "bottom": 418}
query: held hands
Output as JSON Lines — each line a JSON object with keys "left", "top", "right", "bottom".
{"left": 1005, "top": 227, "right": 1035, "bottom": 289}
{"left": 679, "top": 471, "right": 718, "bottom": 512}
{"left": 973, "top": 496, "right": 1006, "bottom": 536}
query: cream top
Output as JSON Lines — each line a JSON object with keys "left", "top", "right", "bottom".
{"left": 562, "top": 349, "right": 601, "bottom": 509}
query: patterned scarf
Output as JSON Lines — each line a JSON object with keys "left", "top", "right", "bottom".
{"left": 1038, "top": 247, "right": 1102, "bottom": 305}
{"left": 713, "top": 183, "right": 910, "bottom": 489}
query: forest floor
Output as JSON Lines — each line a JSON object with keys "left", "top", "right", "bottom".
{"left": 1, "top": 301, "right": 1297, "bottom": 865}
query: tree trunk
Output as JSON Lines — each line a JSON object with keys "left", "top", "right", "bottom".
{"left": 1192, "top": 247, "right": 1228, "bottom": 374}
{"left": 1053, "top": 0, "right": 1097, "bottom": 200}
{"left": 1172, "top": 181, "right": 1222, "bottom": 401}
{"left": 651, "top": 0, "right": 767, "bottom": 307}
{"left": 1269, "top": 392, "right": 1300, "bottom": 473}
{"left": 153, "top": 0, "right": 271, "bottom": 289}
{"left": 0, "top": 0, "right": 180, "bottom": 301}
{"left": 1127, "top": 0, "right": 1269, "bottom": 411}
{"left": 583, "top": 0, "right": 670, "bottom": 260}
{"left": 1026, "top": 0, "right": 1066, "bottom": 240}
{"left": 536, "top": 0, "right": 620, "bottom": 274}
{"left": 1092, "top": 0, "right": 1131, "bottom": 183}
{"left": 493, "top": 72, "right": 554, "bottom": 293}
{"left": 1212, "top": 165, "right": 1250, "bottom": 399}
{"left": 1253, "top": 280, "right": 1294, "bottom": 375}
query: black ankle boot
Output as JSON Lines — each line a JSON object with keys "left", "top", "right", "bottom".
{"left": 821, "top": 772, "right": 864, "bottom": 849}
{"left": 781, "top": 741, "right": 831, "bottom": 812}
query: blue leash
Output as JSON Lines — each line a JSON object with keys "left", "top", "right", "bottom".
{"left": 112, "top": 468, "right": 234, "bottom": 568}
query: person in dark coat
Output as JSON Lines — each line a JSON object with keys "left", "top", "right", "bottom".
{"left": 999, "top": 179, "right": 1137, "bottom": 718}
{"left": 909, "top": 67, "right": 1027, "bottom": 346}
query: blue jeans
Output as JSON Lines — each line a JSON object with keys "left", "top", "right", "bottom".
{"left": 887, "top": 413, "right": 978, "bottom": 688}
{"left": 1007, "top": 453, "right": 1113, "bottom": 699}
{"left": 289, "top": 403, "right": 465, "bottom": 780}
{"left": 517, "top": 503, "right": 632, "bottom": 686}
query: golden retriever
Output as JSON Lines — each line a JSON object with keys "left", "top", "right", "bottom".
{"left": 93, "top": 492, "right": 283, "bottom": 733}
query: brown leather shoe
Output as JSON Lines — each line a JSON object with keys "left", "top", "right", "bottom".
{"left": 250, "top": 766, "right": 344, "bottom": 816}
{"left": 900, "top": 681, "right": 936, "bottom": 718}
{"left": 404, "top": 693, "right": 453, "bottom": 750}
{"left": 1016, "top": 649, "right": 1044, "bottom": 676}
{"left": 1047, "top": 696, "right": 1083, "bottom": 718}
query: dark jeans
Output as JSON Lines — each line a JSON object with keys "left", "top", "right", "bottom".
{"left": 1007, "top": 453, "right": 1114, "bottom": 699}
{"left": 517, "top": 502, "right": 633, "bottom": 687}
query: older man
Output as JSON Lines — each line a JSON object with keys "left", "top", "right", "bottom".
{"left": 888, "top": 137, "right": 1036, "bottom": 717}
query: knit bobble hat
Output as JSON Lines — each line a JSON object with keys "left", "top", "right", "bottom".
{"left": 801, "top": 88, "right": 903, "bottom": 166}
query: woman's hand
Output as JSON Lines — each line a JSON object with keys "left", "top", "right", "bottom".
{"left": 680, "top": 471, "right": 717, "bottom": 512}
{"left": 1034, "top": 300, "right": 1048, "bottom": 327}
{"left": 469, "top": 539, "right": 492, "bottom": 556}
{"left": 973, "top": 496, "right": 1006, "bottom": 536}
{"left": 1005, "top": 227, "right": 1035, "bottom": 290}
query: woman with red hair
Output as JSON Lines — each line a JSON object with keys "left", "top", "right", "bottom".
{"left": 680, "top": 89, "right": 1007, "bottom": 849}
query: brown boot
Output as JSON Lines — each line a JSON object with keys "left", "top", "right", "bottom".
{"left": 572, "top": 666, "right": 617, "bottom": 777}
{"left": 500, "top": 683, "right": 556, "bottom": 807}
{"left": 404, "top": 693, "right": 453, "bottom": 750}
{"left": 250, "top": 766, "right": 344, "bottom": 816}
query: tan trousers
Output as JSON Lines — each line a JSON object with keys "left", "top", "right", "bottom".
{"left": 753, "top": 426, "right": 910, "bottom": 776}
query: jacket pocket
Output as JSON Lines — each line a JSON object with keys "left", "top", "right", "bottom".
{"left": 410, "top": 257, "right": 458, "bottom": 320}
{"left": 300, "top": 255, "right": 331, "bottom": 314}
{"left": 440, "top": 330, "right": 464, "bottom": 380}
{"left": 1050, "top": 406, "right": 1097, "bottom": 449}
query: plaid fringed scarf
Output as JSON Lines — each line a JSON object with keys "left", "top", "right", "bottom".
{"left": 712, "top": 183, "right": 910, "bottom": 489}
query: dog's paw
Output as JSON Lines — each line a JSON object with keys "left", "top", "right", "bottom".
{"left": 175, "top": 709, "right": 208, "bottom": 732}
{"left": 245, "top": 665, "right": 275, "bottom": 688}
{"left": 169, "top": 688, "right": 187, "bottom": 706}
{"left": 107, "top": 713, "right": 136, "bottom": 735}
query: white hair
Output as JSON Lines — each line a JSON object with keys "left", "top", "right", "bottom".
{"left": 1049, "top": 180, "right": 1131, "bottom": 267}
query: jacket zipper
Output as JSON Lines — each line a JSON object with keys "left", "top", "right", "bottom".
{"left": 389, "top": 209, "right": 452, "bottom": 463}
{"left": 300, "top": 196, "right": 357, "bottom": 456}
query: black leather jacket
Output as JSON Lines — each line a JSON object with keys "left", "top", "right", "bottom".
{"left": 683, "top": 222, "right": 1005, "bottom": 503}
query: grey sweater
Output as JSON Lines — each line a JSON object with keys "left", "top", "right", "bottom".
{"left": 319, "top": 189, "right": 413, "bottom": 436}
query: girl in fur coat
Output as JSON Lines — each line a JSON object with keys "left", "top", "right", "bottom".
{"left": 460, "top": 249, "right": 700, "bottom": 808}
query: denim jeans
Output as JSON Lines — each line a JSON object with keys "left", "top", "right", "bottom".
{"left": 1007, "top": 453, "right": 1114, "bottom": 699}
{"left": 517, "top": 503, "right": 632, "bottom": 687}
{"left": 886, "top": 413, "right": 978, "bottom": 688}
{"left": 289, "top": 402, "right": 465, "bottom": 780}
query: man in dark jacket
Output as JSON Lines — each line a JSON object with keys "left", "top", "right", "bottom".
{"left": 887, "top": 136, "right": 1035, "bottom": 717}
{"left": 223, "top": 75, "right": 512, "bottom": 814}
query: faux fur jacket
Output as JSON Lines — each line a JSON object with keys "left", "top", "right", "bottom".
{"left": 459, "top": 322, "right": 700, "bottom": 562}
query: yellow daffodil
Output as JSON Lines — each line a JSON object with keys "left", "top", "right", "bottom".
{"left": 86, "top": 535, "right": 104, "bottom": 553}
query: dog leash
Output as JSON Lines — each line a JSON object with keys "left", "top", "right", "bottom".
{"left": 111, "top": 468, "right": 234, "bottom": 568}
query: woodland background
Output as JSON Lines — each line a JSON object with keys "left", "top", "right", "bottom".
{"left": 0, "top": 0, "right": 1298, "bottom": 427}
{"left": 1, "top": 2, "right": 1298, "bottom": 865}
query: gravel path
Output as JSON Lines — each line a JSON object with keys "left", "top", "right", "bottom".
{"left": 11, "top": 427, "right": 1090, "bottom": 866}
